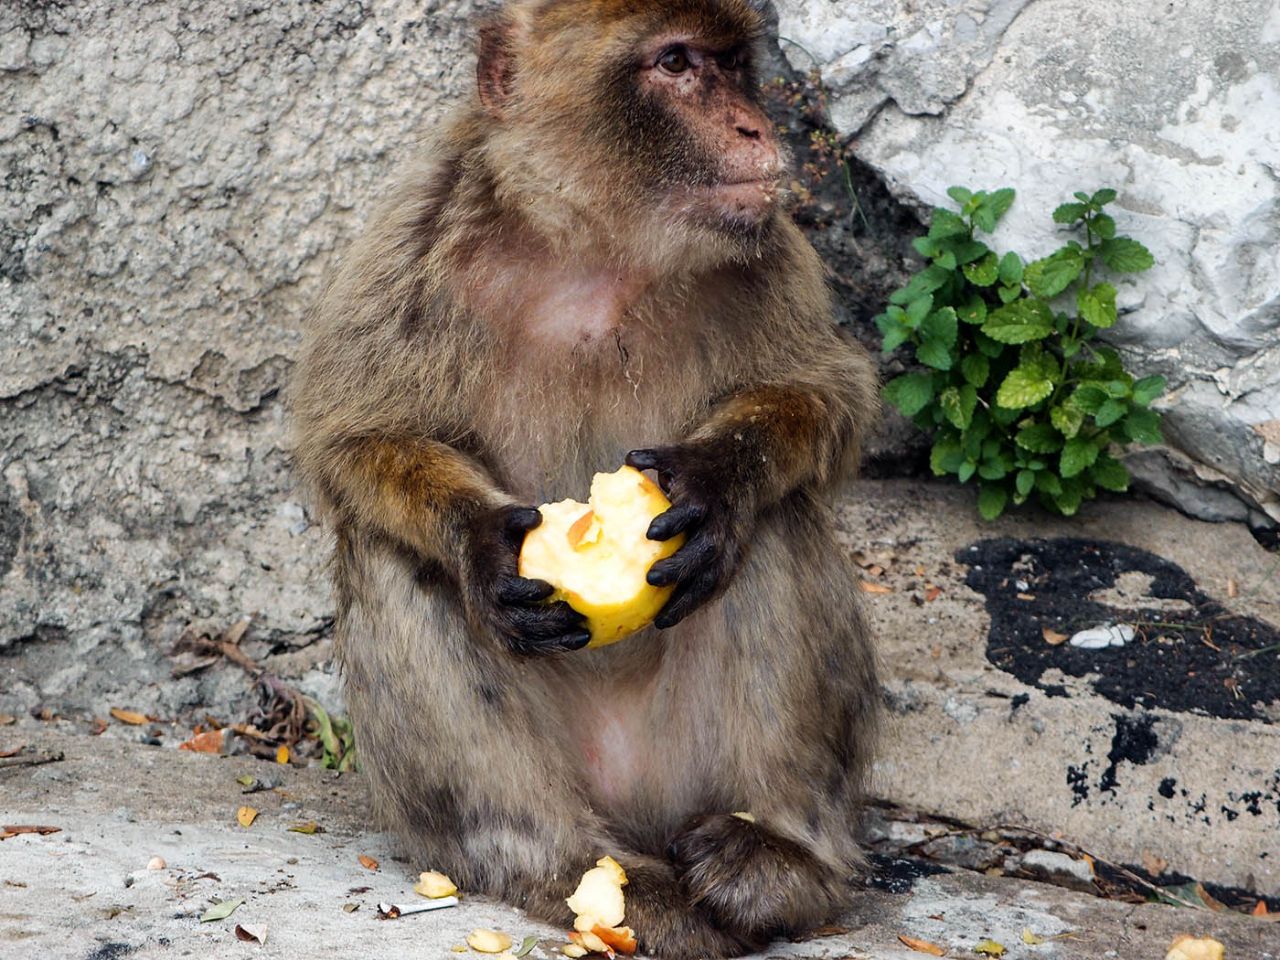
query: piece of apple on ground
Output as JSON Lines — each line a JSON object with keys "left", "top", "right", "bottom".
{"left": 519, "top": 466, "right": 684, "bottom": 647}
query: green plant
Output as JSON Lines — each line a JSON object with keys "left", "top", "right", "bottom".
{"left": 304, "top": 696, "right": 356, "bottom": 772}
{"left": 876, "top": 186, "right": 1165, "bottom": 519}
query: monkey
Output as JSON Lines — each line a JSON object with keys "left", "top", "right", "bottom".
{"left": 291, "top": 1, "right": 880, "bottom": 956}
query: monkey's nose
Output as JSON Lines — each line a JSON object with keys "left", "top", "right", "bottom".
{"left": 736, "top": 124, "right": 762, "bottom": 141}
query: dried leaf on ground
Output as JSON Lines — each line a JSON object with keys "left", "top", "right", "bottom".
{"left": 1141, "top": 850, "right": 1169, "bottom": 876}
{"left": 89, "top": 717, "right": 108, "bottom": 735}
{"left": 1164, "top": 935, "right": 1225, "bottom": 960}
{"left": 1226, "top": 578, "right": 1239, "bottom": 598}
{"left": 974, "top": 940, "right": 1006, "bottom": 956}
{"left": 110, "top": 708, "right": 149, "bottom": 725}
{"left": 200, "top": 898, "right": 245, "bottom": 923}
{"left": 237, "top": 806, "right": 258, "bottom": 828}
{"left": 276, "top": 745, "right": 290, "bottom": 765}
{"left": 1253, "top": 900, "right": 1269, "bottom": 917}
{"left": 513, "top": 936, "right": 539, "bottom": 957}
{"left": 0, "top": 747, "right": 21, "bottom": 759}
{"left": 924, "top": 586, "right": 942, "bottom": 602}
{"left": 178, "top": 729, "right": 225, "bottom": 754}
{"left": 288, "top": 821, "right": 322, "bottom": 834}
{"left": 860, "top": 581, "right": 894, "bottom": 594}
{"left": 1, "top": 824, "right": 62, "bottom": 840}
{"left": 235, "top": 923, "right": 267, "bottom": 945}
{"left": 1021, "top": 929, "right": 1045, "bottom": 945}
{"left": 0, "top": 714, "right": 15, "bottom": 725}
{"left": 467, "top": 929, "right": 513, "bottom": 953}
{"left": 1042, "top": 627, "right": 1069, "bottom": 646}
{"left": 898, "top": 934, "right": 946, "bottom": 956}
{"left": 358, "top": 854, "right": 379, "bottom": 871}
{"left": 343, "top": 903, "right": 359, "bottom": 913}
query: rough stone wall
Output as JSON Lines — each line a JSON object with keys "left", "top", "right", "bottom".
{"left": 0, "top": 0, "right": 482, "bottom": 664}
{"left": 774, "top": 0, "right": 1280, "bottom": 527}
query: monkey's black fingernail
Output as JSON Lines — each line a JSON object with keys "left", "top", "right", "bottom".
{"left": 625, "top": 449, "right": 658, "bottom": 470}
{"left": 565, "top": 631, "right": 591, "bottom": 650}
{"left": 506, "top": 507, "right": 543, "bottom": 530}
{"left": 647, "top": 568, "right": 673, "bottom": 586}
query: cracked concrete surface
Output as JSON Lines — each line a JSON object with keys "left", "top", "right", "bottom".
{"left": 775, "top": 0, "right": 1280, "bottom": 527}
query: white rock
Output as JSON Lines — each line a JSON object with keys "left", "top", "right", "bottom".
{"left": 775, "top": 0, "right": 1280, "bottom": 526}
{"left": 1069, "top": 624, "right": 1136, "bottom": 650}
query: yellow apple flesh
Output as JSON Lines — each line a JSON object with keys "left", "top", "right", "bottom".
{"left": 519, "top": 466, "right": 684, "bottom": 647}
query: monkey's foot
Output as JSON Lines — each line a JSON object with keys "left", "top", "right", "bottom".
{"left": 668, "top": 814, "right": 843, "bottom": 939}
{"left": 622, "top": 859, "right": 764, "bottom": 959}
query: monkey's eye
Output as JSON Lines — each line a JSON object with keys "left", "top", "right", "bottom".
{"left": 715, "top": 49, "right": 742, "bottom": 70}
{"left": 657, "top": 47, "right": 691, "bottom": 74}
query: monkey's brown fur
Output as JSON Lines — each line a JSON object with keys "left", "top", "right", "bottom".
{"left": 293, "top": 1, "right": 879, "bottom": 955}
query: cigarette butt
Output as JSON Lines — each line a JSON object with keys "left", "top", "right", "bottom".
{"left": 377, "top": 896, "right": 460, "bottom": 919}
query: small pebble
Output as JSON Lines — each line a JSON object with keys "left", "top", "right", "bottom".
{"left": 147, "top": 856, "right": 166, "bottom": 870}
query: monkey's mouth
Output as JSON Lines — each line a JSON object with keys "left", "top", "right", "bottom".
{"left": 701, "top": 177, "right": 783, "bottom": 224}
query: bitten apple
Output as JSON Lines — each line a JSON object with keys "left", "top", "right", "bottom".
{"left": 518, "top": 466, "right": 684, "bottom": 647}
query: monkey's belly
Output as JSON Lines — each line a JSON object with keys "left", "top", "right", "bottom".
{"left": 579, "top": 708, "right": 647, "bottom": 806}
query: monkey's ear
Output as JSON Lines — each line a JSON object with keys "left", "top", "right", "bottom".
{"left": 476, "top": 15, "right": 517, "bottom": 118}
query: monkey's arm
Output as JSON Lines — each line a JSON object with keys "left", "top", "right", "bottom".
{"left": 627, "top": 331, "right": 878, "bottom": 627}
{"left": 312, "top": 435, "right": 590, "bottom": 654}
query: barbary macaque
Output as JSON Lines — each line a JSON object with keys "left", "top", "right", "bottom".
{"left": 292, "top": 0, "right": 880, "bottom": 955}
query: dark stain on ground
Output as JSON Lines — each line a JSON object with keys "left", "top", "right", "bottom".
{"left": 1099, "top": 713, "right": 1159, "bottom": 794}
{"left": 84, "top": 945, "right": 134, "bottom": 960}
{"left": 959, "top": 537, "right": 1280, "bottom": 723}
{"left": 865, "top": 853, "right": 949, "bottom": 895}
{"left": 1097, "top": 861, "right": 1280, "bottom": 914}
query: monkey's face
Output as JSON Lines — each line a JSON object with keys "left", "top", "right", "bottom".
{"left": 479, "top": 1, "right": 789, "bottom": 260}
{"left": 605, "top": 32, "right": 787, "bottom": 237}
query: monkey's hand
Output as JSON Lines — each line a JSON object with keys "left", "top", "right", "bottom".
{"left": 625, "top": 446, "right": 755, "bottom": 629}
{"left": 461, "top": 505, "right": 592, "bottom": 656}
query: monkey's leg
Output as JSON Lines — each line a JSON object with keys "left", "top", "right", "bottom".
{"left": 337, "top": 548, "right": 760, "bottom": 960}
{"left": 660, "top": 500, "right": 879, "bottom": 941}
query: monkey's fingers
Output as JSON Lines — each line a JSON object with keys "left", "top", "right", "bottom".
{"left": 625, "top": 448, "right": 676, "bottom": 492}
{"left": 647, "top": 535, "right": 715, "bottom": 587}
{"left": 500, "top": 506, "right": 544, "bottom": 546}
{"left": 654, "top": 567, "right": 720, "bottom": 629}
{"left": 504, "top": 600, "right": 591, "bottom": 655}
{"left": 495, "top": 574, "right": 555, "bottom": 604}
{"left": 646, "top": 503, "right": 705, "bottom": 542}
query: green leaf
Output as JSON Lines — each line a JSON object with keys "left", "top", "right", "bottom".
{"left": 1077, "top": 282, "right": 1118, "bottom": 328}
{"left": 997, "top": 366, "right": 1055, "bottom": 409}
{"left": 883, "top": 373, "right": 935, "bottom": 416}
{"left": 1050, "top": 402, "right": 1086, "bottom": 438}
{"left": 934, "top": 250, "right": 957, "bottom": 270}
{"left": 921, "top": 307, "right": 958, "bottom": 346}
{"left": 975, "top": 331, "right": 1004, "bottom": 357}
{"left": 1091, "top": 188, "right": 1117, "bottom": 206}
{"left": 1016, "top": 469, "right": 1035, "bottom": 497}
{"left": 1094, "top": 399, "right": 1127, "bottom": 427}
{"left": 958, "top": 460, "right": 977, "bottom": 483}
{"left": 876, "top": 314, "right": 912, "bottom": 353}
{"left": 889, "top": 265, "right": 951, "bottom": 305}
{"left": 939, "top": 383, "right": 978, "bottom": 430}
{"left": 1092, "top": 455, "right": 1130, "bottom": 491}
{"left": 1122, "top": 407, "right": 1163, "bottom": 444}
{"left": 912, "top": 236, "right": 939, "bottom": 258}
{"left": 1024, "top": 248, "right": 1085, "bottom": 298}
{"left": 514, "top": 937, "right": 540, "bottom": 958}
{"left": 1070, "top": 384, "right": 1109, "bottom": 414}
{"left": 906, "top": 294, "right": 933, "bottom": 327}
{"left": 1016, "top": 422, "right": 1064, "bottom": 453}
{"left": 957, "top": 295, "right": 988, "bottom": 325}
{"left": 978, "top": 484, "right": 1008, "bottom": 520}
{"left": 1132, "top": 375, "right": 1166, "bottom": 406}
{"left": 1092, "top": 213, "right": 1117, "bottom": 239}
{"left": 997, "top": 251, "right": 1024, "bottom": 285}
{"left": 1101, "top": 378, "right": 1133, "bottom": 398}
{"left": 929, "top": 207, "right": 970, "bottom": 240}
{"left": 1099, "top": 237, "right": 1154, "bottom": 272}
{"left": 930, "top": 436, "right": 966, "bottom": 476}
{"left": 1061, "top": 437, "right": 1100, "bottom": 477}
{"left": 982, "top": 299, "right": 1054, "bottom": 344}
{"left": 1054, "top": 482, "right": 1084, "bottom": 516}
{"left": 961, "top": 353, "right": 990, "bottom": 387}
{"left": 953, "top": 240, "right": 990, "bottom": 264}
{"left": 975, "top": 188, "right": 1015, "bottom": 231}
{"left": 963, "top": 252, "right": 1000, "bottom": 286}
{"left": 1073, "top": 191, "right": 1091, "bottom": 203}
{"left": 916, "top": 337, "right": 954, "bottom": 370}
{"left": 201, "top": 899, "right": 245, "bottom": 923}
{"left": 947, "top": 186, "right": 973, "bottom": 206}
{"left": 1053, "top": 202, "right": 1088, "bottom": 224}
{"left": 1035, "top": 471, "right": 1063, "bottom": 496}
{"left": 997, "top": 283, "right": 1021, "bottom": 304}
